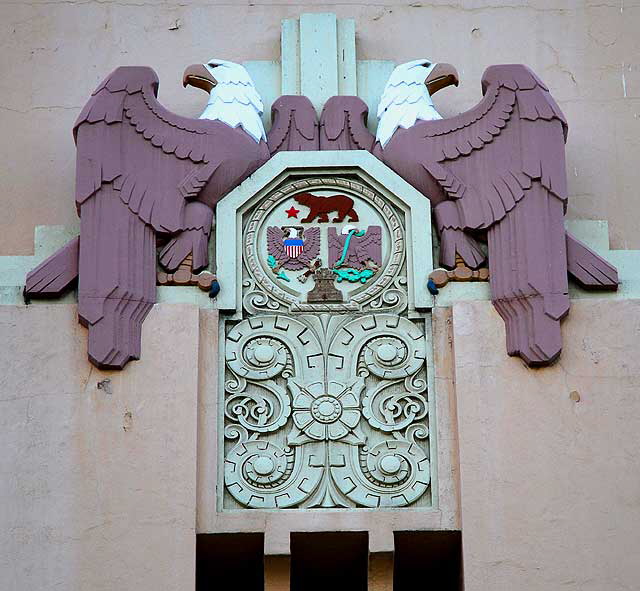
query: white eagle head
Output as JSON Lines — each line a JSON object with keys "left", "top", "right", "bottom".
{"left": 376, "top": 59, "right": 459, "bottom": 149}
{"left": 183, "top": 58, "right": 266, "bottom": 143}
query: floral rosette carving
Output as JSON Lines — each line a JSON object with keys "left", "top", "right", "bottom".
{"left": 288, "top": 380, "right": 365, "bottom": 445}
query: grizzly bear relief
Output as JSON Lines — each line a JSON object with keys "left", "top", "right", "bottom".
{"left": 294, "top": 192, "right": 360, "bottom": 223}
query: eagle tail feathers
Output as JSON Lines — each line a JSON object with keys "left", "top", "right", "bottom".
{"left": 24, "top": 236, "right": 80, "bottom": 298}
{"left": 77, "top": 190, "right": 156, "bottom": 370}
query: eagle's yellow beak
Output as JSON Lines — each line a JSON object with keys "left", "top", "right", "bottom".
{"left": 182, "top": 64, "right": 217, "bottom": 93}
{"left": 425, "top": 63, "right": 459, "bottom": 95}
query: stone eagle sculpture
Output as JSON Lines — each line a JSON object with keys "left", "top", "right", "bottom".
{"left": 317, "top": 60, "right": 619, "bottom": 366}
{"left": 375, "top": 60, "right": 619, "bottom": 366}
{"left": 267, "top": 95, "right": 319, "bottom": 154}
{"left": 25, "top": 59, "right": 269, "bottom": 369}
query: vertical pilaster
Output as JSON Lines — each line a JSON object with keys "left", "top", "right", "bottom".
{"left": 337, "top": 18, "right": 357, "bottom": 96}
{"left": 300, "top": 13, "right": 338, "bottom": 113}
{"left": 280, "top": 14, "right": 360, "bottom": 114}
{"left": 281, "top": 18, "right": 300, "bottom": 95}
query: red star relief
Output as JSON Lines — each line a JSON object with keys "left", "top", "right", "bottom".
{"left": 285, "top": 205, "right": 300, "bottom": 218}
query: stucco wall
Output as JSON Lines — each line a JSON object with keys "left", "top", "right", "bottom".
{"left": 1, "top": 1, "right": 638, "bottom": 254}
{"left": 1, "top": 298, "right": 638, "bottom": 589}
{"left": 0, "top": 304, "right": 200, "bottom": 591}
{"left": 453, "top": 299, "right": 640, "bottom": 591}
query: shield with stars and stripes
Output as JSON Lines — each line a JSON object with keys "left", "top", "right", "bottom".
{"left": 284, "top": 237, "right": 304, "bottom": 259}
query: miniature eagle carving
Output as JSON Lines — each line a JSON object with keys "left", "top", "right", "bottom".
{"left": 267, "top": 227, "right": 321, "bottom": 270}
{"left": 372, "top": 60, "right": 618, "bottom": 365}
{"left": 26, "top": 59, "right": 269, "bottom": 369}
{"left": 327, "top": 226, "right": 382, "bottom": 269}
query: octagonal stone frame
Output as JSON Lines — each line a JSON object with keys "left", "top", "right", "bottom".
{"left": 215, "top": 150, "right": 434, "bottom": 315}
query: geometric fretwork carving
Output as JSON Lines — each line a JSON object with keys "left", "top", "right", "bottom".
{"left": 223, "top": 313, "right": 431, "bottom": 509}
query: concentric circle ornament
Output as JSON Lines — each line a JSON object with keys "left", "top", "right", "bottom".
{"left": 332, "top": 440, "right": 431, "bottom": 508}
{"left": 290, "top": 380, "right": 363, "bottom": 442}
{"left": 225, "top": 333, "right": 288, "bottom": 380}
{"left": 224, "top": 440, "right": 324, "bottom": 509}
{"left": 362, "top": 332, "right": 425, "bottom": 379}
{"left": 311, "top": 396, "right": 343, "bottom": 423}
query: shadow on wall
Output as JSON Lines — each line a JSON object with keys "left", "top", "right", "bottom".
{"left": 196, "top": 533, "right": 264, "bottom": 590}
{"left": 291, "top": 531, "right": 369, "bottom": 591}
{"left": 394, "top": 531, "right": 463, "bottom": 591}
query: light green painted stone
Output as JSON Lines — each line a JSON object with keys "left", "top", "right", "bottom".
{"left": 337, "top": 19, "right": 357, "bottom": 96}
{"left": 243, "top": 60, "right": 281, "bottom": 129}
{"left": 300, "top": 13, "right": 339, "bottom": 114}
{"left": 357, "top": 60, "right": 396, "bottom": 134}
{"left": 281, "top": 18, "right": 300, "bottom": 95}
{"left": 279, "top": 14, "right": 364, "bottom": 109}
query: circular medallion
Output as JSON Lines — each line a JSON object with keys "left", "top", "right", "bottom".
{"left": 311, "top": 396, "right": 343, "bottom": 423}
{"left": 243, "top": 177, "right": 406, "bottom": 313}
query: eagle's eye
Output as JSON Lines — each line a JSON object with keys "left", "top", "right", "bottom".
{"left": 208, "top": 63, "right": 220, "bottom": 68}
{"left": 423, "top": 62, "right": 432, "bottom": 68}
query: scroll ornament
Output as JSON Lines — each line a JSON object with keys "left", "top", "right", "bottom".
{"left": 222, "top": 314, "right": 431, "bottom": 509}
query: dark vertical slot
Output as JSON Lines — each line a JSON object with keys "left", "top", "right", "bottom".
{"left": 196, "top": 533, "right": 264, "bottom": 591}
{"left": 393, "top": 531, "right": 463, "bottom": 590}
{"left": 290, "top": 531, "right": 368, "bottom": 591}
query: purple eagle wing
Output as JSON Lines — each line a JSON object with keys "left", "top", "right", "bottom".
{"left": 320, "top": 96, "right": 375, "bottom": 151}
{"left": 353, "top": 226, "right": 382, "bottom": 266}
{"left": 267, "top": 226, "right": 287, "bottom": 263}
{"left": 327, "top": 228, "right": 344, "bottom": 267}
{"left": 267, "top": 96, "right": 319, "bottom": 155}
{"left": 298, "top": 227, "right": 321, "bottom": 264}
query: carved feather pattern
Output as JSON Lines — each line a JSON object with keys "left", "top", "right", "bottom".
{"left": 74, "top": 66, "right": 268, "bottom": 230}
{"left": 25, "top": 236, "right": 79, "bottom": 296}
{"left": 319, "top": 96, "right": 375, "bottom": 151}
{"left": 266, "top": 227, "right": 321, "bottom": 271}
{"left": 267, "top": 95, "right": 319, "bottom": 154}
{"left": 380, "top": 64, "right": 589, "bottom": 365}
{"left": 327, "top": 226, "right": 382, "bottom": 269}
{"left": 266, "top": 226, "right": 287, "bottom": 261}
{"left": 566, "top": 232, "right": 619, "bottom": 289}
{"left": 65, "top": 65, "right": 269, "bottom": 369}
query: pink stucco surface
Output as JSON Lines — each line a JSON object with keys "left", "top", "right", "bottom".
{"left": 0, "top": 304, "right": 200, "bottom": 591}
{"left": 453, "top": 299, "right": 640, "bottom": 591}
{"left": 1, "top": 2, "right": 639, "bottom": 254}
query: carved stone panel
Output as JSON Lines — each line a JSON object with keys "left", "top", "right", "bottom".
{"left": 223, "top": 313, "right": 431, "bottom": 509}
{"left": 220, "top": 173, "right": 434, "bottom": 511}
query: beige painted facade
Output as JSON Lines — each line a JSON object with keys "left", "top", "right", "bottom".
{"left": 1, "top": 304, "right": 200, "bottom": 591}
{"left": 1, "top": 2, "right": 640, "bottom": 590}
{"left": 454, "top": 300, "right": 640, "bottom": 591}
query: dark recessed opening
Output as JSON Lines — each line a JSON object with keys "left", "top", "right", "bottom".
{"left": 394, "top": 531, "right": 463, "bottom": 591}
{"left": 196, "top": 533, "right": 264, "bottom": 591}
{"left": 290, "top": 531, "right": 368, "bottom": 591}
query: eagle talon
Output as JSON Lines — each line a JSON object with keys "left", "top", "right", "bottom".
{"left": 428, "top": 255, "right": 489, "bottom": 289}
{"left": 157, "top": 253, "right": 217, "bottom": 292}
